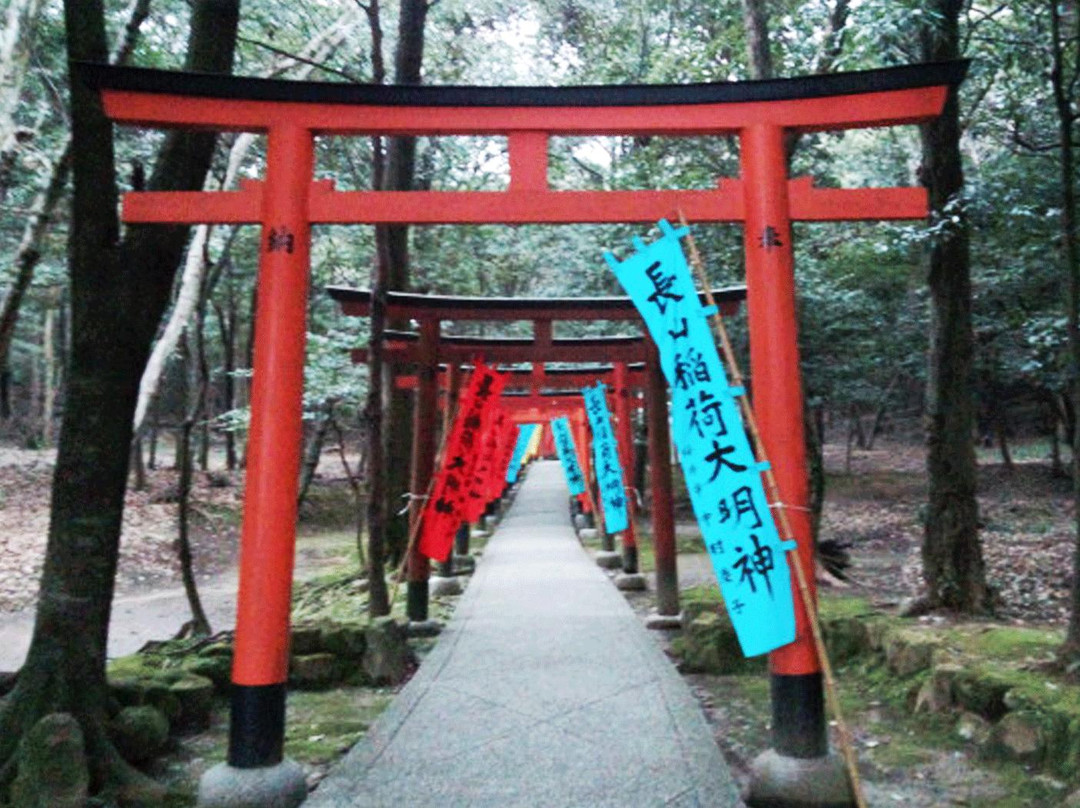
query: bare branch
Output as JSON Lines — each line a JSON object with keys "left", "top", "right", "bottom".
{"left": 237, "top": 34, "right": 362, "bottom": 81}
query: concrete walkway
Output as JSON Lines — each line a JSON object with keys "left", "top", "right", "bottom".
{"left": 307, "top": 460, "right": 742, "bottom": 808}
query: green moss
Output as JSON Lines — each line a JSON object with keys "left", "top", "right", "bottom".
{"left": 283, "top": 688, "right": 393, "bottom": 765}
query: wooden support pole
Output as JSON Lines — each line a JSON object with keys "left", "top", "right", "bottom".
{"left": 613, "top": 361, "right": 639, "bottom": 572}
{"left": 646, "top": 337, "right": 678, "bottom": 617}
{"left": 406, "top": 318, "right": 439, "bottom": 622}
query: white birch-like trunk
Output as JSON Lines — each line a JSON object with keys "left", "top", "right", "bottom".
{"left": 131, "top": 9, "right": 361, "bottom": 434}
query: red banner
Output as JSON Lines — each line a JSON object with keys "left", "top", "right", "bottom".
{"left": 418, "top": 364, "right": 506, "bottom": 561}
{"left": 463, "top": 405, "right": 506, "bottom": 524}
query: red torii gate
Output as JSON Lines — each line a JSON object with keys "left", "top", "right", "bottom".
{"left": 331, "top": 287, "right": 725, "bottom": 617}
{"left": 84, "top": 59, "right": 963, "bottom": 805}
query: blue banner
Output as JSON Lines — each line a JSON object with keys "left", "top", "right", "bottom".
{"left": 581, "top": 384, "right": 629, "bottom": 534}
{"left": 506, "top": 423, "right": 539, "bottom": 484}
{"left": 550, "top": 417, "right": 586, "bottom": 496}
{"left": 604, "top": 219, "right": 796, "bottom": 658}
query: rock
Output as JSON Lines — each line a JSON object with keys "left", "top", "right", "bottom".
{"left": 884, "top": 631, "right": 938, "bottom": 677}
{"left": 430, "top": 575, "right": 463, "bottom": 597}
{"left": 11, "top": 713, "right": 88, "bottom": 808}
{"left": 289, "top": 653, "right": 343, "bottom": 690}
{"left": 183, "top": 654, "right": 232, "bottom": 695}
{"left": 914, "top": 663, "right": 961, "bottom": 714}
{"left": 363, "top": 617, "right": 413, "bottom": 686}
{"left": 985, "top": 711, "right": 1045, "bottom": 764}
{"left": 594, "top": 550, "right": 622, "bottom": 570}
{"left": 320, "top": 623, "right": 367, "bottom": 660}
{"left": 822, "top": 617, "right": 869, "bottom": 664}
{"left": 452, "top": 554, "right": 476, "bottom": 574}
{"left": 290, "top": 624, "right": 324, "bottom": 655}
{"left": 0, "top": 670, "right": 17, "bottom": 697}
{"left": 955, "top": 711, "right": 992, "bottom": 745}
{"left": 110, "top": 705, "right": 170, "bottom": 765}
{"left": 953, "top": 671, "right": 1011, "bottom": 721}
{"left": 166, "top": 674, "right": 216, "bottom": 731}
{"left": 672, "top": 611, "right": 760, "bottom": 675}
{"left": 1063, "top": 787, "right": 1080, "bottom": 807}
{"left": 109, "top": 664, "right": 215, "bottom": 732}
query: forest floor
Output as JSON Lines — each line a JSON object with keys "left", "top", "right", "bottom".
{"left": 1, "top": 435, "right": 1077, "bottom": 805}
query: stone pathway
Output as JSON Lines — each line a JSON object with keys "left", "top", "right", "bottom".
{"left": 306, "top": 460, "right": 743, "bottom": 807}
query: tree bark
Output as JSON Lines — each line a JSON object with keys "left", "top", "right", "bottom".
{"left": 740, "top": 0, "right": 773, "bottom": 79}
{"left": 1051, "top": 3, "right": 1080, "bottom": 656}
{"left": 919, "top": 0, "right": 989, "bottom": 614}
{"left": 177, "top": 332, "right": 211, "bottom": 637}
{"left": 380, "top": 0, "right": 431, "bottom": 565}
{"left": 0, "top": 0, "right": 238, "bottom": 796}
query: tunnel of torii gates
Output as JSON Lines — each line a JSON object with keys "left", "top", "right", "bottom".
{"left": 84, "top": 58, "right": 964, "bottom": 785}
{"left": 328, "top": 285, "right": 746, "bottom": 625}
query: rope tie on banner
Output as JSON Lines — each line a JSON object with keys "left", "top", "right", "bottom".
{"left": 396, "top": 491, "right": 430, "bottom": 516}
{"left": 677, "top": 210, "right": 868, "bottom": 808}
{"left": 768, "top": 502, "right": 813, "bottom": 513}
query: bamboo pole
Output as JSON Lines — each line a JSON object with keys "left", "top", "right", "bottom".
{"left": 387, "top": 401, "right": 458, "bottom": 612}
{"left": 677, "top": 212, "right": 867, "bottom": 808}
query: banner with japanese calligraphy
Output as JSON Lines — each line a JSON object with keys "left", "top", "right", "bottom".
{"left": 463, "top": 405, "right": 507, "bottom": 524}
{"left": 550, "top": 416, "right": 586, "bottom": 496}
{"left": 604, "top": 219, "right": 797, "bottom": 657}
{"left": 418, "top": 364, "right": 506, "bottom": 562}
{"left": 581, "top": 384, "right": 629, "bottom": 534}
{"left": 486, "top": 414, "right": 517, "bottom": 502}
{"left": 505, "top": 423, "right": 539, "bottom": 484}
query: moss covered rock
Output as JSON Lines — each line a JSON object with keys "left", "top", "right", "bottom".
{"left": 108, "top": 657, "right": 215, "bottom": 732}
{"left": 10, "top": 713, "right": 88, "bottom": 808}
{"left": 320, "top": 622, "right": 367, "bottom": 660}
{"left": 363, "top": 617, "right": 413, "bottom": 685}
{"left": 290, "top": 653, "right": 344, "bottom": 690}
{"left": 884, "top": 630, "right": 940, "bottom": 677}
{"left": 110, "top": 705, "right": 170, "bottom": 765}
{"left": 670, "top": 610, "right": 764, "bottom": 675}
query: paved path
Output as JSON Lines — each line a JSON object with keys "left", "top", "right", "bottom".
{"left": 307, "top": 460, "right": 742, "bottom": 808}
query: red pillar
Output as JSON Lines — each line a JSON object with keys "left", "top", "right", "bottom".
{"left": 407, "top": 319, "right": 438, "bottom": 621}
{"left": 613, "top": 362, "right": 639, "bottom": 572}
{"left": 229, "top": 123, "right": 312, "bottom": 768}
{"left": 741, "top": 123, "right": 824, "bottom": 759}
{"left": 571, "top": 410, "right": 593, "bottom": 516}
{"left": 646, "top": 339, "right": 678, "bottom": 616}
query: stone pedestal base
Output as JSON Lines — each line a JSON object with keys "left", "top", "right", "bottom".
{"left": 405, "top": 619, "right": 443, "bottom": 638}
{"left": 614, "top": 572, "right": 647, "bottom": 591}
{"left": 429, "top": 576, "right": 463, "bottom": 597}
{"left": 644, "top": 611, "right": 684, "bottom": 630}
{"left": 577, "top": 527, "right": 598, "bottom": 542}
{"left": 198, "top": 760, "right": 307, "bottom": 808}
{"left": 746, "top": 749, "right": 853, "bottom": 808}
{"left": 594, "top": 550, "right": 623, "bottom": 570}
{"left": 451, "top": 554, "right": 476, "bottom": 574}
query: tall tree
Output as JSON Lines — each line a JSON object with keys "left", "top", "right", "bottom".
{"left": 1048, "top": 1, "right": 1080, "bottom": 658}
{"left": 381, "top": 0, "right": 432, "bottom": 567}
{"left": 918, "top": 0, "right": 989, "bottom": 614}
{"left": 0, "top": 0, "right": 239, "bottom": 799}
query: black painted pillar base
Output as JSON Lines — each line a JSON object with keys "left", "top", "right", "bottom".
{"left": 601, "top": 528, "right": 615, "bottom": 553}
{"left": 454, "top": 522, "right": 470, "bottom": 556}
{"left": 622, "top": 543, "right": 639, "bottom": 574}
{"left": 772, "top": 672, "right": 827, "bottom": 758}
{"left": 228, "top": 683, "right": 286, "bottom": 768}
{"left": 745, "top": 672, "right": 853, "bottom": 808}
{"left": 407, "top": 579, "right": 429, "bottom": 622}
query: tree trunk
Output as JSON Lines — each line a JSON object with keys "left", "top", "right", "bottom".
{"left": 380, "top": 0, "right": 430, "bottom": 566}
{"left": 0, "top": 0, "right": 238, "bottom": 797}
{"left": 740, "top": 0, "right": 773, "bottom": 79}
{"left": 297, "top": 399, "right": 337, "bottom": 510}
{"left": 176, "top": 343, "right": 211, "bottom": 637}
{"left": 1051, "top": 4, "right": 1080, "bottom": 657}
{"left": 918, "top": 0, "right": 988, "bottom": 614}
{"left": 0, "top": 0, "right": 46, "bottom": 204}
{"left": 213, "top": 275, "right": 238, "bottom": 471}
{"left": 866, "top": 372, "right": 899, "bottom": 451}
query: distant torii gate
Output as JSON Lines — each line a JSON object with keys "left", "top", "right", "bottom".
{"left": 85, "top": 60, "right": 963, "bottom": 805}
{"left": 330, "top": 286, "right": 744, "bottom": 618}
